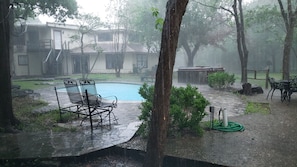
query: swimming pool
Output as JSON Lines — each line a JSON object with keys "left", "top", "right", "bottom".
{"left": 95, "top": 83, "right": 144, "bottom": 102}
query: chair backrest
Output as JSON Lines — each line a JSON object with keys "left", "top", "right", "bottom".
{"left": 79, "top": 79, "right": 101, "bottom": 105}
{"left": 268, "top": 77, "right": 275, "bottom": 84}
{"left": 79, "top": 79, "right": 97, "bottom": 96}
{"left": 268, "top": 77, "right": 277, "bottom": 88}
{"left": 269, "top": 77, "right": 285, "bottom": 90}
{"left": 63, "top": 79, "right": 84, "bottom": 105}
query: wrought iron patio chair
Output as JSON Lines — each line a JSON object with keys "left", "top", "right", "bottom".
{"left": 266, "top": 77, "right": 283, "bottom": 100}
{"left": 282, "top": 77, "right": 297, "bottom": 102}
{"left": 79, "top": 79, "right": 118, "bottom": 127}
{"left": 55, "top": 79, "right": 102, "bottom": 130}
{"left": 55, "top": 79, "right": 87, "bottom": 118}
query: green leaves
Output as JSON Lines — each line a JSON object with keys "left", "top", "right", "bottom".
{"left": 138, "top": 84, "right": 209, "bottom": 137}
{"left": 14, "top": 0, "right": 78, "bottom": 22}
{"left": 208, "top": 71, "right": 235, "bottom": 89}
{"left": 151, "top": 7, "right": 164, "bottom": 31}
{"left": 245, "top": 5, "right": 281, "bottom": 30}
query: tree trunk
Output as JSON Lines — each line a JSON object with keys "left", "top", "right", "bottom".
{"left": 143, "top": 0, "right": 188, "bottom": 167}
{"left": 277, "top": 0, "right": 297, "bottom": 80}
{"left": 238, "top": 0, "right": 248, "bottom": 83}
{"left": 80, "top": 34, "right": 86, "bottom": 79}
{"left": 232, "top": 0, "right": 248, "bottom": 83}
{"left": 282, "top": 21, "right": 294, "bottom": 80}
{"left": 180, "top": 37, "right": 200, "bottom": 67}
{"left": 0, "top": 0, "right": 18, "bottom": 132}
{"left": 272, "top": 54, "right": 276, "bottom": 72}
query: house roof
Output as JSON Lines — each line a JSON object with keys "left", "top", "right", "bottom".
{"left": 70, "top": 42, "right": 149, "bottom": 54}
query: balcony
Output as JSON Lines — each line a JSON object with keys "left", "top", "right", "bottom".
{"left": 27, "top": 39, "right": 52, "bottom": 51}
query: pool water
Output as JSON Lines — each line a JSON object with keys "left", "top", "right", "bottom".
{"left": 95, "top": 83, "right": 144, "bottom": 101}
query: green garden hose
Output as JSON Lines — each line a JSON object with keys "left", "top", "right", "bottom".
{"left": 212, "top": 121, "right": 245, "bottom": 132}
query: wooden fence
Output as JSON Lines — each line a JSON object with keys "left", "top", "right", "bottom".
{"left": 247, "top": 69, "right": 269, "bottom": 89}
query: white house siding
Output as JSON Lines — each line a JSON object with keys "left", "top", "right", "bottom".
{"left": 88, "top": 53, "right": 106, "bottom": 73}
{"left": 147, "top": 54, "right": 158, "bottom": 70}
{"left": 28, "top": 53, "right": 43, "bottom": 76}
{"left": 123, "top": 54, "right": 135, "bottom": 73}
{"left": 15, "top": 66, "right": 28, "bottom": 76}
{"left": 14, "top": 53, "right": 29, "bottom": 76}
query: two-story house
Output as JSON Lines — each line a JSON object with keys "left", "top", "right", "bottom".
{"left": 12, "top": 22, "right": 158, "bottom": 77}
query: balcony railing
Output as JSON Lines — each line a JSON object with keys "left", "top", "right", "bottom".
{"left": 27, "top": 39, "right": 52, "bottom": 51}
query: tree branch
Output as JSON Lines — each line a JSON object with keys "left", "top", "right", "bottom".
{"left": 277, "top": 0, "right": 289, "bottom": 31}
{"left": 220, "top": 6, "right": 235, "bottom": 16}
{"left": 193, "top": 0, "right": 220, "bottom": 10}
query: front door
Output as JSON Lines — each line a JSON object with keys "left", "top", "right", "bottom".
{"left": 73, "top": 55, "right": 89, "bottom": 74}
{"left": 54, "top": 30, "right": 62, "bottom": 50}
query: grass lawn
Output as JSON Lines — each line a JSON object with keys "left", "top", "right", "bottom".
{"left": 12, "top": 71, "right": 293, "bottom": 91}
{"left": 240, "top": 72, "right": 297, "bottom": 88}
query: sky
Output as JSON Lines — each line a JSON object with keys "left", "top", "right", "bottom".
{"left": 39, "top": 0, "right": 111, "bottom": 24}
{"left": 38, "top": 0, "right": 253, "bottom": 24}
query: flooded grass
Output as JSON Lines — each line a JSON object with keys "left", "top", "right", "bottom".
{"left": 245, "top": 101, "right": 270, "bottom": 115}
{"left": 13, "top": 97, "right": 78, "bottom": 132}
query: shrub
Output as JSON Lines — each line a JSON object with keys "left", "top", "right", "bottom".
{"left": 138, "top": 83, "right": 209, "bottom": 137}
{"left": 208, "top": 71, "right": 235, "bottom": 89}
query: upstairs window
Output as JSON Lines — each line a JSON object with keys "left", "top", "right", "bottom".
{"left": 98, "top": 33, "right": 113, "bottom": 41}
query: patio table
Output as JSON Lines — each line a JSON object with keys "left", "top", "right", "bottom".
{"left": 280, "top": 79, "right": 297, "bottom": 102}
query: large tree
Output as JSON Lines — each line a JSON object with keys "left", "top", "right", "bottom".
{"left": 128, "top": 0, "right": 232, "bottom": 67}
{"left": 13, "top": 0, "right": 77, "bottom": 22}
{"left": 0, "top": 0, "right": 78, "bottom": 132}
{"left": 245, "top": 3, "right": 283, "bottom": 72}
{"left": 180, "top": 0, "right": 232, "bottom": 67}
{"left": 127, "top": 0, "right": 166, "bottom": 54}
{"left": 0, "top": 0, "right": 15, "bottom": 132}
{"left": 70, "top": 14, "right": 103, "bottom": 79}
{"left": 106, "top": 0, "right": 130, "bottom": 77}
{"left": 221, "top": 0, "right": 249, "bottom": 83}
{"left": 243, "top": 0, "right": 297, "bottom": 76}
{"left": 277, "top": 0, "right": 297, "bottom": 80}
{"left": 143, "top": 0, "right": 188, "bottom": 166}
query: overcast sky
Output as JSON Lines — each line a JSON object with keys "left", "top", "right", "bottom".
{"left": 39, "top": 0, "right": 111, "bottom": 23}
{"left": 38, "top": 0, "right": 253, "bottom": 24}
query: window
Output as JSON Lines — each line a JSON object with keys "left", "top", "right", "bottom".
{"left": 18, "top": 55, "right": 28, "bottom": 65}
{"left": 136, "top": 54, "right": 148, "bottom": 68}
{"left": 13, "top": 35, "right": 25, "bottom": 45}
{"left": 98, "top": 33, "right": 113, "bottom": 41}
{"left": 106, "top": 54, "right": 123, "bottom": 69}
{"left": 129, "top": 33, "right": 141, "bottom": 43}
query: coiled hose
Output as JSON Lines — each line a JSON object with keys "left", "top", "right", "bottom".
{"left": 212, "top": 121, "right": 245, "bottom": 132}
{"left": 212, "top": 108, "right": 245, "bottom": 132}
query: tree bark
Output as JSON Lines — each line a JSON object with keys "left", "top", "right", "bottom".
{"left": 232, "top": 0, "right": 248, "bottom": 83}
{"left": 181, "top": 39, "right": 200, "bottom": 67}
{"left": 0, "top": 0, "right": 18, "bottom": 132}
{"left": 278, "top": 0, "right": 297, "bottom": 80}
{"left": 80, "top": 34, "right": 86, "bottom": 79}
{"left": 282, "top": 24, "right": 294, "bottom": 80}
{"left": 143, "top": 0, "right": 188, "bottom": 167}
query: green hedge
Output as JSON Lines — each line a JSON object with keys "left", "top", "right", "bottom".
{"left": 138, "top": 83, "right": 209, "bottom": 137}
{"left": 208, "top": 72, "right": 235, "bottom": 89}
